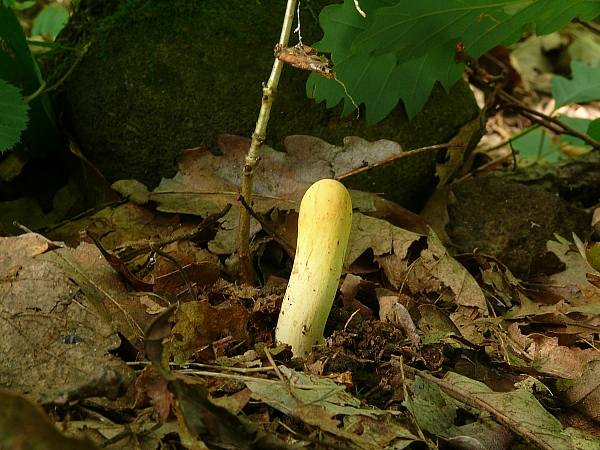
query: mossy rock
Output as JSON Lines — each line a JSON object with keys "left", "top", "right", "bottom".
{"left": 447, "top": 176, "right": 590, "bottom": 278}
{"left": 51, "top": 0, "right": 480, "bottom": 210}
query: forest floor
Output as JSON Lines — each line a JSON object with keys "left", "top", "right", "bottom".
{"left": 2, "top": 4, "right": 600, "bottom": 450}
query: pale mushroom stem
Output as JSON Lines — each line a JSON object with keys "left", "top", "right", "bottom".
{"left": 275, "top": 179, "right": 352, "bottom": 358}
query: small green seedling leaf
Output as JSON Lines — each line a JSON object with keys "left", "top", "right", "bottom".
{"left": 0, "top": 78, "right": 29, "bottom": 153}
{"left": 551, "top": 61, "right": 600, "bottom": 108}
{"left": 31, "top": 5, "right": 69, "bottom": 38}
{"left": 557, "top": 115, "right": 593, "bottom": 152}
{"left": 511, "top": 128, "right": 556, "bottom": 161}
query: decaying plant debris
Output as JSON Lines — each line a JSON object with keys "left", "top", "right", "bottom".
{"left": 2, "top": 129, "right": 600, "bottom": 448}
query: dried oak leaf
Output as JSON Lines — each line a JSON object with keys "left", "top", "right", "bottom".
{"left": 346, "top": 212, "right": 486, "bottom": 316}
{"left": 46, "top": 241, "right": 154, "bottom": 350}
{"left": 149, "top": 134, "right": 403, "bottom": 217}
{"left": 169, "top": 302, "right": 249, "bottom": 364}
{"left": 0, "top": 234, "right": 131, "bottom": 396}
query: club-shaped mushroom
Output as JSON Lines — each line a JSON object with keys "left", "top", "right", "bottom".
{"left": 275, "top": 179, "right": 352, "bottom": 357}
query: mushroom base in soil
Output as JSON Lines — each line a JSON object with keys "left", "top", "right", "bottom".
{"left": 275, "top": 178, "right": 352, "bottom": 358}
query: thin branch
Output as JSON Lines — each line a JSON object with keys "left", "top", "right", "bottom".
{"left": 337, "top": 142, "right": 457, "bottom": 180}
{"left": 237, "top": 0, "right": 298, "bottom": 285}
{"left": 457, "top": 44, "right": 600, "bottom": 151}
{"left": 150, "top": 244, "right": 197, "bottom": 302}
{"left": 498, "top": 89, "right": 600, "bottom": 150}
{"left": 238, "top": 194, "right": 296, "bottom": 258}
{"left": 116, "top": 203, "right": 232, "bottom": 262}
{"left": 572, "top": 18, "right": 600, "bottom": 37}
{"left": 41, "top": 42, "right": 91, "bottom": 96}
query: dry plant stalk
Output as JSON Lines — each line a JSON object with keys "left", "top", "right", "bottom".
{"left": 237, "top": 0, "right": 298, "bottom": 285}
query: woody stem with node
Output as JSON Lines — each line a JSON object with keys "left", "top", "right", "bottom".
{"left": 237, "top": 0, "right": 298, "bottom": 285}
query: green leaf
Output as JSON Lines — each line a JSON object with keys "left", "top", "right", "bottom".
{"left": 315, "top": 0, "right": 393, "bottom": 55}
{"left": 551, "top": 61, "right": 600, "bottom": 108}
{"left": 0, "top": 2, "right": 43, "bottom": 86}
{"left": 2, "top": 0, "right": 36, "bottom": 10}
{"left": 557, "top": 115, "right": 592, "bottom": 150}
{"left": 511, "top": 128, "right": 557, "bottom": 161}
{"left": 31, "top": 5, "right": 69, "bottom": 38}
{"left": 0, "top": 78, "right": 29, "bottom": 153}
{"left": 0, "top": 3, "right": 59, "bottom": 156}
{"left": 353, "top": 0, "right": 600, "bottom": 63}
{"left": 311, "top": 0, "right": 600, "bottom": 124}
{"left": 309, "top": 0, "right": 463, "bottom": 122}
{"left": 587, "top": 118, "right": 600, "bottom": 141}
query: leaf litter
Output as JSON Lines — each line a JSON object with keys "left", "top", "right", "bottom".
{"left": 1, "top": 132, "right": 600, "bottom": 449}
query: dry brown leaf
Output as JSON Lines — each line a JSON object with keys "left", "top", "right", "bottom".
{"left": 526, "top": 334, "right": 583, "bottom": 379}
{"left": 436, "top": 117, "right": 481, "bottom": 187}
{"left": 346, "top": 212, "right": 486, "bottom": 321}
{"left": 154, "top": 262, "right": 220, "bottom": 298}
{"left": 84, "top": 230, "right": 154, "bottom": 292}
{"left": 136, "top": 364, "right": 174, "bottom": 422}
{"left": 169, "top": 302, "right": 249, "bottom": 363}
{"left": 47, "top": 202, "right": 179, "bottom": 250}
{"left": 0, "top": 234, "right": 131, "bottom": 395}
{"left": 150, "top": 134, "right": 403, "bottom": 218}
{"left": 557, "top": 360, "right": 600, "bottom": 423}
{"left": 522, "top": 236, "right": 600, "bottom": 336}
{"left": 209, "top": 388, "right": 252, "bottom": 415}
{"left": 408, "top": 230, "right": 487, "bottom": 312}
{"left": 340, "top": 274, "right": 374, "bottom": 317}
{"left": 346, "top": 212, "right": 420, "bottom": 270}
{"left": 419, "top": 304, "right": 462, "bottom": 335}
{"left": 506, "top": 324, "right": 583, "bottom": 379}
{"left": 45, "top": 242, "right": 154, "bottom": 350}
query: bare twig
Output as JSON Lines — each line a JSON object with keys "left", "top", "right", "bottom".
{"left": 12, "top": 221, "right": 35, "bottom": 234}
{"left": 264, "top": 347, "right": 305, "bottom": 405}
{"left": 238, "top": 194, "right": 296, "bottom": 258}
{"left": 150, "top": 244, "right": 197, "bottom": 302}
{"left": 237, "top": 0, "right": 299, "bottom": 285}
{"left": 456, "top": 43, "right": 600, "bottom": 151}
{"left": 41, "top": 42, "right": 91, "bottom": 96}
{"left": 499, "top": 91, "right": 600, "bottom": 150}
{"left": 572, "top": 18, "right": 600, "bottom": 37}
{"left": 116, "top": 203, "right": 232, "bottom": 262}
{"left": 337, "top": 142, "right": 457, "bottom": 180}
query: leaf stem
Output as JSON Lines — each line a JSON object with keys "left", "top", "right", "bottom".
{"left": 40, "top": 41, "right": 91, "bottom": 96}
{"left": 237, "top": 0, "right": 298, "bottom": 285}
{"left": 499, "top": 91, "right": 600, "bottom": 150}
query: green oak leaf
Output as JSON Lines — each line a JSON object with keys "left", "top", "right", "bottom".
{"left": 353, "top": 0, "right": 600, "bottom": 63}
{"left": 309, "top": 0, "right": 600, "bottom": 124}
{"left": 551, "top": 61, "right": 600, "bottom": 108}
{"left": 309, "top": 0, "right": 463, "bottom": 123}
